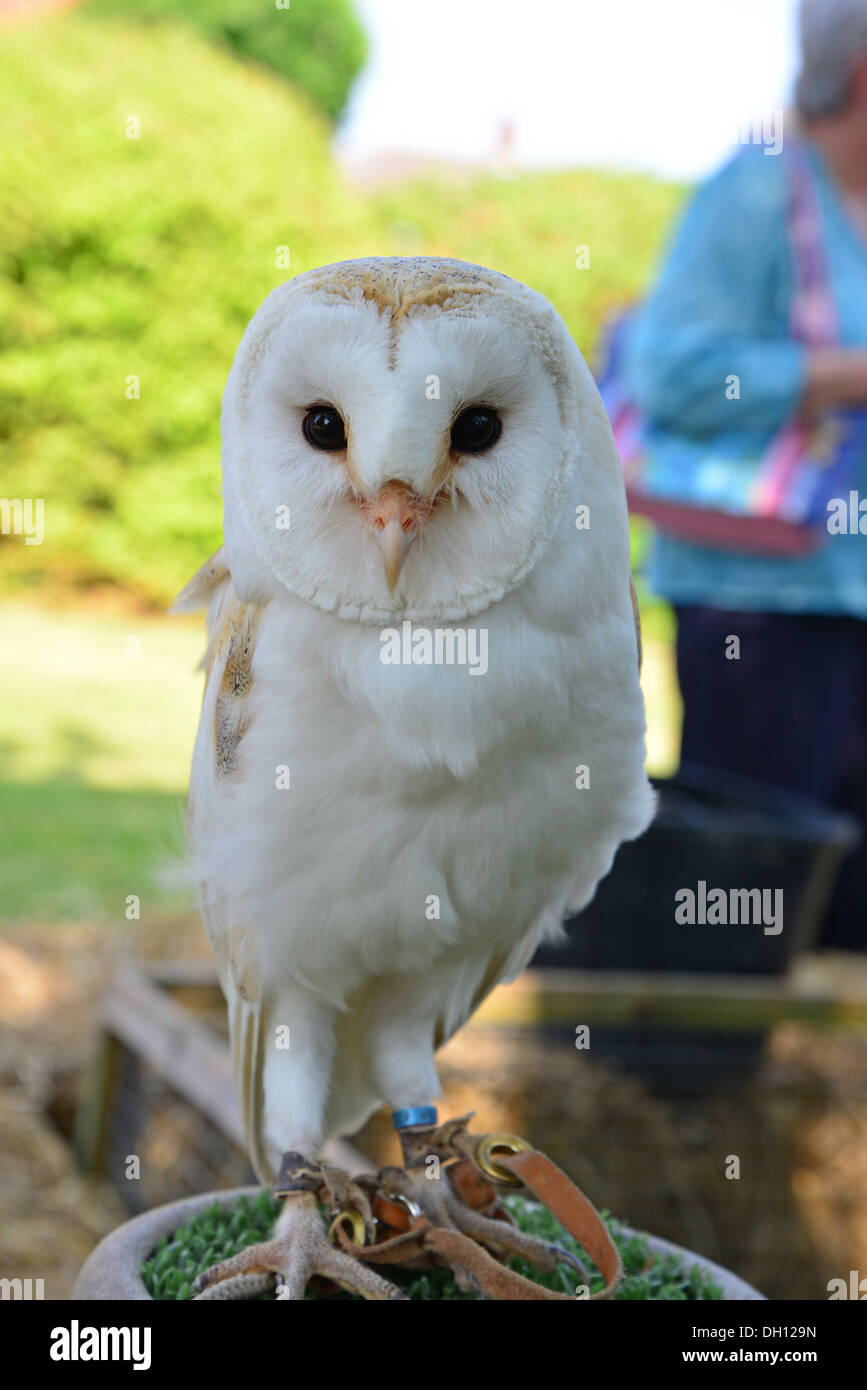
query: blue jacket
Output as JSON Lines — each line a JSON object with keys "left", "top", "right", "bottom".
{"left": 627, "top": 142, "right": 867, "bottom": 617}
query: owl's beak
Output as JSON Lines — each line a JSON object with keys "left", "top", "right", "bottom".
{"left": 366, "top": 482, "right": 426, "bottom": 594}
{"left": 377, "top": 516, "right": 415, "bottom": 593}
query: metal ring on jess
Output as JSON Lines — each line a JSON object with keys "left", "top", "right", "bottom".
{"left": 381, "top": 1190, "right": 423, "bottom": 1222}
{"left": 328, "top": 1207, "right": 367, "bottom": 1248}
{"left": 475, "top": 1133, "right": 533, "bottom": 1186}
{"left": 392, "top": 1105, "right": 438, "bottom": 1130}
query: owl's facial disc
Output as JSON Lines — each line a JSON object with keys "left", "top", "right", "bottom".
{"left": 223, "top": 259, "right": 583, "bottom": 624}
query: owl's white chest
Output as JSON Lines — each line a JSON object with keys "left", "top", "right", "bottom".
{"left": 192, "top": 561, "right": 652, "bottom": 1004}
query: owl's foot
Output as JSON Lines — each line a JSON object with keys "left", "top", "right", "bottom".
{"left": 377, "top": 1160, "right": 566, "bottom": 1276}
{"left": 191, "top": 1190, "right": 408, "bottom": 1301}
{"left": 446, "top": 1184, "right": 585, "bottom": 1277}
{"left": 384, "top": 1113, "right": 593, "bottom": 1281}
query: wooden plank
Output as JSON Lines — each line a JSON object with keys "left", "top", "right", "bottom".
{"left": 96, "top": 967, "right": 374, "bottom": 1175}
{"left": 98, "top": 966, "right": 245, "bottom": 1149}
{"left": 148, "top": 961, "right": 222, "bottom": 990}
{"left": 144, "top": 958, "right": 867, "bottom": 1032}
{"left": 74, "top": 1028, "right": 122, "bottom": 1174}
{"left": 468, "top": 967, "right": 867, "bottom": 1031}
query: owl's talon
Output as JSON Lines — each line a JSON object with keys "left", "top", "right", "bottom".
{"left": 375, "top": 1157, "right": 561, "bottom": 1275}
{"left": 444, "top": 1197, "right": 561, "bottom": 1272}
{"left": 191, "top": 1191, "right": 408, "bottom": 1302}
{"left": 193, "top": 1272, "right": 277, "bottom": 1300}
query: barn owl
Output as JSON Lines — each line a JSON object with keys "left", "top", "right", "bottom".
{"left": 176, "top": 257, "right": 655, "bottom": 1299}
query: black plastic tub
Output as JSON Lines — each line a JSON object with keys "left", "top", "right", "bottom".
{"left": 533, "top": 764, "right": 860, "bottom": 976}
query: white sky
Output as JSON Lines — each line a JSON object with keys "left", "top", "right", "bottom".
{"left": 338, "top": 0, "right": 801, "bottom": 180}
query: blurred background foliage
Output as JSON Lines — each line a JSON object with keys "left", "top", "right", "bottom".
{"left": 0, "top": 14, "right": 379, "bottom": 602}
{"left": 84, "top": 0, "right": 368, "bottom": 123}
{"left": 0, "top": 6, "right": 683, "bottom": 920}
{"left": 0, "top": 8, "right": 682, "bottom": 608}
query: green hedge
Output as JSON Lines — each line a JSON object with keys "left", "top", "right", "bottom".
{"left": 84, "top": 0, "right": 368, "bottom": 122}
{"left": 0, "top": 15, "right": 682, "bottom": 606}
{"left": 0, "top": 16, "right": 379, "bottom": 601}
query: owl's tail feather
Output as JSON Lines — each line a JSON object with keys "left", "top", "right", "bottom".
{"left": 227, "top": 982, "right": 275, "bottom": 1187}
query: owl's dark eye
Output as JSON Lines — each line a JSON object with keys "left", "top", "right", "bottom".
{"left": 450, "top": 405, "right": 501, "bottom": 454}
{"left": 303, "top": 405, "right": 346, "bottom": 451}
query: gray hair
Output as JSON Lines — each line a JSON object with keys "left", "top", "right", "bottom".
{"left": 796, "top": 0, "right": 867, "bottom": 119}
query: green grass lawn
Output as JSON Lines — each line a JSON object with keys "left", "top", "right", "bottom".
{"left": 0, "top": 599, "right": 678, "bottom": 925}
{"left": 0, "top": 601, "right": 205, "bottom": 923}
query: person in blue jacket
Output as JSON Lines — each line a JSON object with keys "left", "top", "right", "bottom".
{"left": 627, "top": 0, "right": 867, "bottom": 949}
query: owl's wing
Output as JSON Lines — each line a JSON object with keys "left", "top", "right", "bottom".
{"left": 432, "top": 932, "right": 544, "bottom": 1054}
{"left": 438, "top": 577, "right": 644, "bottom": 1001}
{"left": 180, "top": 551, "right": 276, "bottom": 1179}
{"left": 177, "top": 548, "right": 264, "bottom": 775}
{"left": 171, "top": 546, "right": 230, "bottom": 614}
{"left": 629, "top": 572, "right": 643, "bottom": 672}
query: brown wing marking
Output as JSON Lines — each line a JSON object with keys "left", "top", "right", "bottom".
{"left": 212, "top": 596, "right": 263, "bottom": 777}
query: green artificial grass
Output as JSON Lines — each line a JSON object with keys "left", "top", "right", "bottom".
{"left": 142, "top": 1190, "right": 723, "bottom": 1301}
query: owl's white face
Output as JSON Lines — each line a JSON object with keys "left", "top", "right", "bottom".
{"left": 222, "top": 259, "right": 583, "bottom": 624}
